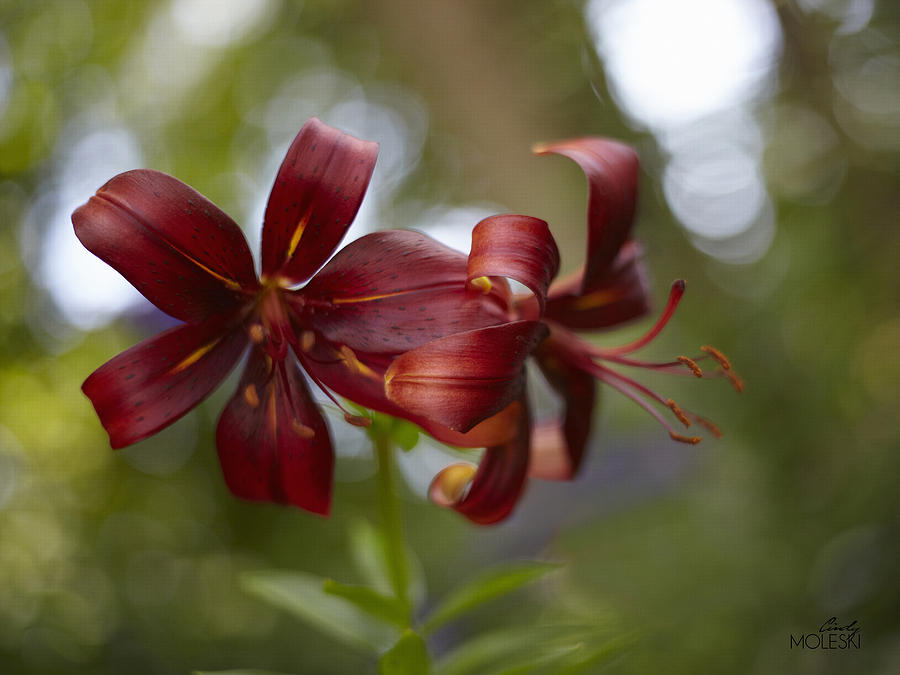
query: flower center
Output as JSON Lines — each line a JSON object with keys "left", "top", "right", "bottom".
{"left": 251, "top": 285, "right": 299, "bottom": 361}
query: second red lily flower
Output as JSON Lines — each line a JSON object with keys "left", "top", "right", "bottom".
{"left": 388, "top": 135, "right": 742, "bottom": 522}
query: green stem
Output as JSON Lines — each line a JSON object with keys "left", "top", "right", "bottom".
{"left": 373, "top": 428, "right": 411, "bottom": 620}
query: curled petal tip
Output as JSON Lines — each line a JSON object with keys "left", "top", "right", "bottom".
{"left": 531, "top": 142, "right": 551, "bottom": 155}
{"left": 429, "top": 463, "right": 477, "bottom": 508}
{"left": 673, "top": 279, "right": 686, "bottom": 293}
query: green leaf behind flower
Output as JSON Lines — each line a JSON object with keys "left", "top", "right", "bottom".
{"left": 422, "top": 561, "right": 562, "bottom": 634}
{"left": 323, "top": 578, "right": 410, "bottom": 628}
{"left": 242, "top": 570, "right": 399, "bottom": 654}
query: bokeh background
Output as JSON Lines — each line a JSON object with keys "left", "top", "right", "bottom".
{"left": 1, "top": 0, "right": 899, "bottom": 672}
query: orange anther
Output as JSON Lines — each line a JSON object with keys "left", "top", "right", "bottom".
{"left": 701, "top": 345, "right": 732, "bottom": 371}
{"left": 669, "top": 431, "right": 702, "bottom": 445}
{"left": 468, "top": 276, "right": 493, "bottom": 294}
{"left": 678, "top": 356, "right": 703, "bottom": 378}
{"left": 667, "top": 399, "right": 691, "bottom": 428}
{"left": 722, "top": 368, "right": 744, "bottom": 393}
{"left": 248, "top": 324, "right": 265, "bottom": 344}
{"left": 692, "top": 416, "right": 723, "bottom": 439}
{"left": 344, "top": 413, "right": 372, "bottom": 428}
{"left": 291, "top": 420, "right": 315, "bottom": 439}
{"left": 243, "top": 384, "right": 259, "bottom": 408}
{"left": 300, "top": 330, "right": 315, "bottom": 352}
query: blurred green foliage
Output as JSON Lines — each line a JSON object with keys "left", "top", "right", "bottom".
{"left": 0, "top": 0, "right": 898, "bottom": 673}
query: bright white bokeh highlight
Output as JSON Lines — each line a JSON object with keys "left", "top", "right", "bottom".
{"left": 38, "top": 127, "right": 146, "bottom": 329}
{"left": 586, "top": 0, "right": 783, "bottom": 263}
{"left": 170, "top": 0, "right": 278, "bottom": 47}
{"left": 587, "top": 0, "right": 781, "bottom": 131}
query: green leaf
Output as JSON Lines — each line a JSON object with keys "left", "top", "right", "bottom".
{"left": 323, "top": 578, "right": 409, "bottom": 628}
{"left": 492, "top": 643, "right": 585, "bottom": 675}
{"left": 552, "top": 635, "right": 634, "bottom": 674}
{"left": 241, "top": 570, "right": 399, "bottom": 654}
{"left": 378, "top": 630, "right": 431, "bottom": 675}
{"left": 433, "top": 624, "right": 617, "bottom": 675}
{"left": 422, "top": 561, "right": 562, "bottom": 634}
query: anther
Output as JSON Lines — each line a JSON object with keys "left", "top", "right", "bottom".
{"left": 344, "top": 413, "right": 372, "bottom": 428}
{"left": 701, "top": 345, "right": 732, "bottom": 371}
{"left": 339, "top": 345, "right": 359, "bottom": 375}
{"left": 468, "top": 276, "right": 492, "bottom": 294}
{"left": 291, "top": 419, "right": 315, "bottom": 439}
{"left": 338, "top": 345, "right": 378, "bottom": 380}
{"left": 243, "top": 384, "right": 259, "bottom": 408}
{"left": 721, "top": 368, "right": 744, "bottom": 393}
{"left": 669, "top": 431, "right": 702, "bottom": 445}
{"left": 677, "top": 356, "right": 703, "bottom": 378}
{"left": 667, "top": 399, "right": 691, "bottom": 428}
{"left": 691, "top": 415, "right": 723, "bottom": 439}
{"left": 249, "top": 324, "right": 265, "bottom": 344}
{"left": 300, "top": 330, "right": 315, "bottom": 352}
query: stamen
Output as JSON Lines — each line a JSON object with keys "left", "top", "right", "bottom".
{"left": 300, "top": 330, "right": 315, "bottom": 352}
{"left": 468, "top": 276, "right": 492, "bottom": 294}
{"left": 721, "top": 368, "right": 744, "bottom": 393}
{"left": 677, "top": 356, "right": 704, "bottom": 378}
{"left": 669, "top": 431, "right": 702, "bottom": 445}
{"left": 248, "top": 323, "right": 265, "bottom": 344}
{"left": 344, "top": 413, "right": 372, "bottom": 428}
{"left": 338, "top": 345, "right": 379, "bottom": 380}
{"left": 243, "top": 384, "right": 260, "bottom": 408}
{"left": 688, "top": 414, "right": 723, "bottom": 439}
{"left": 701, "top": 345, "right": 732, "bottom": 371}
{"left": 590, "top": 364, "right": 693, "bottom": 441}
{"left": 601, "top": 280, "right": 685, "bottom": 356}
{"left": 666, "top": 399, "right": 691, "bottom": 428}
{"left": 591, "top": 361, "right": 668, "bottom": 407}
{"left": 295, "top": 351, "right": 378, "bottom": 426}
{"left": 599, "top": 353, "right": 701, "bottom": 375}
{"left": 291, "top": 420, "right": 315, "bottom": 439}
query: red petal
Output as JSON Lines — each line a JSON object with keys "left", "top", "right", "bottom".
{"left": 534, "top": 137, "right": 639, "bottom": 294}
{"left": 260, "top": 118, "right": 378, "bottom": 285}
{"left": 297, "top": 230, "right": 510, "bottom": 354}
{"left": 543, "top": 240, "right": 651, "bottom": 331}
{"left": 466, "top": 215, "right": 560, "bottom": 318}
{"left": 216, "top": 350, "right": 334, "bottom": 515}
{"left": 429, "top": 399, "right": 531, "bottom": 524}
{"left": 83, "top": 315, "right": 248, "bottom": 449}
{"left": 384, "top": 321, "right": 547, "bottom": 433}
{"left": 530, "top": 338, "right": 597, "bottom": 479}
{"left": 73, "top": 170, "right": 259, "bottom": 323}
{"left": 298, "top": 340, "right": 516, "bottom": 449}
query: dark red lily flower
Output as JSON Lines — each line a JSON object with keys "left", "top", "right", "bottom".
{"left": 386, "top": 136, "right": 742, "bottom": 519}
{"left": 74, "top": 118, "right": 555, "bottom": 517}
